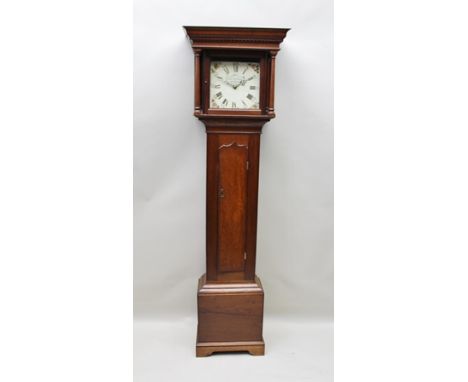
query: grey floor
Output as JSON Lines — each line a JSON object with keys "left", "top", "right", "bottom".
{"left": 134, "top": 316, "right": 333, "bottom": 382}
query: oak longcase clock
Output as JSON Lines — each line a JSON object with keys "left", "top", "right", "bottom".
{"left": 184, "top": 26, "right": 289, "bottom": 357}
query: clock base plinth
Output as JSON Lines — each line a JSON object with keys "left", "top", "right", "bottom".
{"left": 196, "top": 274, "right": 265, "bottom": 357}
{"left": 196, "top": 340, "right": 265, "bottom": 357}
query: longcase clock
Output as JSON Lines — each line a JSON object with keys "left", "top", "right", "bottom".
{"left": 183, "top": 26, "right": 289, "bottom": 357}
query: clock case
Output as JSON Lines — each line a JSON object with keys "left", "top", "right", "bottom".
{"left": 184, "top": 26, "right": 289, "bottom": 357}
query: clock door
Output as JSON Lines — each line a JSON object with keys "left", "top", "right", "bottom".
{"left": 216, "top": 135, "right": 250, "bottom": 280}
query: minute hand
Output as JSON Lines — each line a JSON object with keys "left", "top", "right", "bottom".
{"left": 241, "top": 76, "right": 256, "bottom": 86}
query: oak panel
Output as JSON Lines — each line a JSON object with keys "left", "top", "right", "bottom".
{"left": 217, "top": 136, "right": 249, "bottom": 273}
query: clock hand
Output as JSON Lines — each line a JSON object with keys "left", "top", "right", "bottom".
{"left": 215, "top": 75, "right": 233, "bottom": 88}
{"left": 218, "top": 76, "right": 235, "bottom": 89}
{"left": 240, "top": 76, "right": 255, "bottom": 86}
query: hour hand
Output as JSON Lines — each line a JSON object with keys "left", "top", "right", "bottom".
{"left": 225, "top": 81, "right": 236, "bottom": 89}
{"left": 217, "top": 76, "right": 235, "bottom": 89}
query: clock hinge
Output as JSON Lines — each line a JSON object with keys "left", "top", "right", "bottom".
{"left": 246, "top": 161, "right": 249, "bottom": 170}
{"left": 244, "top": 252, "right": 247, "bottom": 261}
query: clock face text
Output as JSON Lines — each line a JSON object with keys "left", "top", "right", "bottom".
{"left": 209, "top": 61, "right": 260, "bottom": 109}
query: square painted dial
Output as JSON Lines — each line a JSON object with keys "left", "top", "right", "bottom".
{"left": 210, "top": 61, "right": 260, "bottom": 109}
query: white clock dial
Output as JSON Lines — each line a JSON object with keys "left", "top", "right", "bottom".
{"left": 209, "top": 61, "right": 260, "bottom": 109}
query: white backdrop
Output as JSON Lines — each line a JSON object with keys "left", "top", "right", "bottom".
{"left": 134, "top": 0, "right": 333, "bottom": 321}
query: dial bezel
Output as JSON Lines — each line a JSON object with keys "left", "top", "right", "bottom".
{"left": 202, "top": 50, "right": 269, "bottom": 116}
{"left": 209, "top": 61, "right": 261, "bottom": 110}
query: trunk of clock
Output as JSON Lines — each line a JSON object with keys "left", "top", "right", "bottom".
{"left": 196, "top": 120, "right": 267, "bottom": 357}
